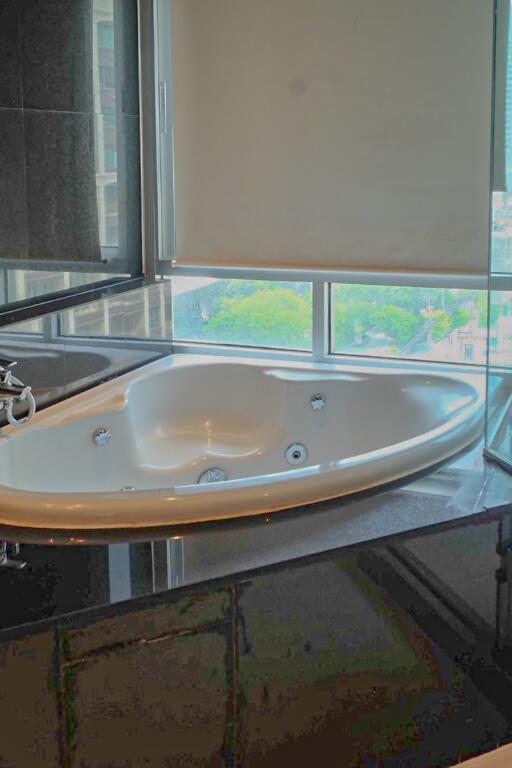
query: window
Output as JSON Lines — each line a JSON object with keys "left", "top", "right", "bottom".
{"left": 172, "top": 278, "right": 312, "bottom": 351}
{"left": 59, "top": 283, "right": 171, "bottom": 340}
{"left": 170, "top": 275, "right": 486, "bottom": 365}
{"left": 330, "top": 284, "right": 487, "bottom": 365}
{"left": 105, "top": 225, "right": 118, "bottom": 246}
{"left": 101, "top": 183, "right": 118, "bottom": 246}
{"left": 97, "top": 21, "right": 114, "bottom": 50}
{"left": 104, "top": 183, "right": 118, "bottom": 215}
{"left": 99, "top": 65, "right": 116, "bottom": 89}
{"left": 156, "top": 1, "right": 487, "bottom": 369}
{"left": 489, "top": 289, "right": 512, "bottom": 366}
{"left": 104, "top": 145, "right": 117, "bottom": 172}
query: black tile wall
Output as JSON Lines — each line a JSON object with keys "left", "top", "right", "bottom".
{"left": 0, "top": 2, "right": 22, "bottom": 108}
{"left": 24, "top": 110, "right": 100, "bottom": 261}
{"left": 119, "top": 114, "right": 143, "bottom": 269}
{"left": 19, "top": 0, "right": 94, "bottom": 113}
{"left": 0, "top": 0, "right": 141, "bottom": 270}
{"left": 115, "top": 0, "right": 140, "bottom": 117}
{"left": 0, "top": 109, "right": 28, "bottom": 259}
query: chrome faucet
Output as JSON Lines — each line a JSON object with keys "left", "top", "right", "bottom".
{"left": 0, "top": 358, "right": 36, "bottom": 427}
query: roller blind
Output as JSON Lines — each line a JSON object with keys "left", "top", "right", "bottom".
{"left": 170, "top": 0, "right": 494, "bottom": 274}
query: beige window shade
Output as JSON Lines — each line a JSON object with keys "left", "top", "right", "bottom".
{"left": 170, "top": 0, "right": 493, "bottom": 274}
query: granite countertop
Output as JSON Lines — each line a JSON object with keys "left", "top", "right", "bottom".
{"left": 0, "top": 435, "right": 511, "bottom": 638}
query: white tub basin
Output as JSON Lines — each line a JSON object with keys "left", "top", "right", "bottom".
{"left": 0, "top": 354, "right": 484, "bottom": 529}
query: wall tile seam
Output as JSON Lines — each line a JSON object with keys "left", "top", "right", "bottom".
{"left": 0, "top": 106, "right": 140, "bottom": 118}
{"left": 21, "top": 107, "right": 141, "bottom": 117}
{"left": 60, "top": 618, "right": 231, "bottom": 668}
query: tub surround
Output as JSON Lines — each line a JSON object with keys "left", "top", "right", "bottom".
{"left": 0, "top": 364, "right": 509, "bottom": 768}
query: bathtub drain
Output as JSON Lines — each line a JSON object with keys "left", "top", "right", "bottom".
{"left": 286, "top": 443, "right": 307, "bottom": 465}
{"left": 198, "top": 468, "right": 227, "bottom": 484}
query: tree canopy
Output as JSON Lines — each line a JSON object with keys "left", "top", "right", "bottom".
{"left": 172, "top": 279, "right": 485, "bottom": 357}
{"left": 204, "top": 287, "right": 312, "bottom": 348}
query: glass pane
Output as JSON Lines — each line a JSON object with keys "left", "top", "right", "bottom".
{"left": 5, "top": 270, "right": 115, "bottom": 304}
{"left": 491, "top": 191, "right": 512, "bottom": 273}
{"left": 488, "top": 286, "right": 512, "bottom": 366}
{"left": 486, "top": 2, "right": 512, "bottom": 467}
{"left": 331, "top": 284, "right": 487, "bottom": 365}
{"left": 0, "top": 317, "right": 44, "bottom": 336}
{"left": 60, "top": 282, "right": 171, "bottom": 341}
{"left": 487, "top": 285, "right": 512, "bottom": 456}
{"left": 172, "top": 278, "right": 312, "bottom": 351}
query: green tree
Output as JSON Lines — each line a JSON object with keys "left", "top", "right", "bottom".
{"left": 372, "top": 305, "right": 420, "bottom": 345}
{"left": 204, "top": 288, "right": 311, "bottom": 348}
{"left": 430, "top": 309, "right": 452, "bottom": 340}
{"left": 451, "top": 307, "right": 471, "bottom": 329}
{"left": 334, "top": 300, "right": 373, "bottom": 345}
{"left": 474, "top": 292, "right": 488, "bottom": 328}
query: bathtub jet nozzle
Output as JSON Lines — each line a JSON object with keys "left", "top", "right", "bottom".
{"left": 286, "top": 443, "right": 307, "bottom": 465}
{"left": 310, "top": 394, "right": 327, "bottom": 411}
{"left": 92, "top": 427, "right": 112, "bottom": 446}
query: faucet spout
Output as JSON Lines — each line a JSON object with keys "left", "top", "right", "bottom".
{"left": 0, "top": 381, "right": 27, "bottom": 399}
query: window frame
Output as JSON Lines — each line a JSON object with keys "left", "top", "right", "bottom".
{"left": 151, "top": 3, "right": 489, "bottom": 371}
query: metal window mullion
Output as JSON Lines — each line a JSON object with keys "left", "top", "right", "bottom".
{"left": 154, "top": 0, "right": 176, "bottom": 264}
{"left": 138, "top": 0, "right": 159, "bottom": 278}
{"left": 312, "top": 280, "right": 329, "bottom": 362}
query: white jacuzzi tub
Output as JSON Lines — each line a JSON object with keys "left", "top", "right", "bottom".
{"left": 0, "top": 354, "right": 484, "bottom": 529}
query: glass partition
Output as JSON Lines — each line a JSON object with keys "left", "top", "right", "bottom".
{"left": 485, "top": 0, "right": 512, "bottom": 469}
{"left": 0, "top": 0, "right": 142, "bottom": 312}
